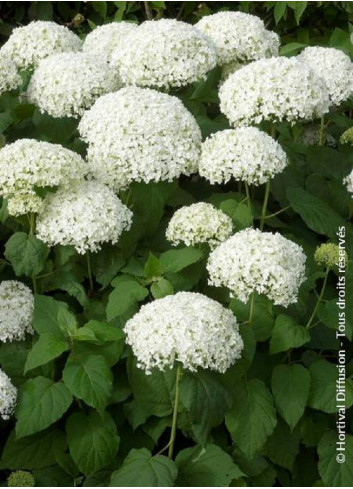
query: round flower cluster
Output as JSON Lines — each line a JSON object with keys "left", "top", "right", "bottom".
{"left": 199, "top": 127, "right": 288, "bottom": 186}
{"left": 207, "top": 228, "right": 307, "bottom": 306}
{"left": 314, "top": 243, "right": 345, "bottom": 268}
{"left": 0, "top": 369, "right": 17, "bottom": 420}
{"left": 0, "top": 55, "right": 21, "bottom": 94}
{"left": 219, "top": 57, "right": 330, "bottom": 126}
{"left": 111, "top": 19, "right": 217, "bottom": 89}
{"left": 340, "top": 127, "right": 353, "bottom": 145}
{"left": 297, "top": 47, "right": 353, "bottom": 106}
{"left": 82, "top": 22, "right": 138, "bottom": 63}
{"left": 166, "top": 203, "right": 233, "bottom": 249}
{"left": 344, "top": 169, "right": 353, "bottom": 196}
{"left": 0, "top": 281, "right": 34, "bottom": 343}
{"left": 27, "top": 52, "right": 120, "bottom": 118}
{"left": 8, "top": 471, "right": 35, "bottom": 488}
{"left": 124, "top": 292, "right": 243, "bottom": 374}
{"left": 0, "top": 21, "right": 81, "bottom": 70}
{"left": 0, "top": 139, "right": 87, "bottom": 216}
{"left": 78, "top": 87, "right": 201, "bottom": 190}
{"left": 36, "top": 181, "right": 133, "bottom": 254}
{"left": 196, "top": 12, "right": 279, "bottom": 65}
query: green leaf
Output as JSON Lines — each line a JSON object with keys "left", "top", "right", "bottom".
{"left": 179, "top": 370, "right": 231, "bottom": 445}
{"left": 274, "top": 1, "right": 287, "bottom": 23}
{"left": 271, "top": 364, "right": 310, "bottom": 430}
{"left": 15, "top": 377, "right": 73, "bottom": 438}
{"left": 270, "top": 314, "right": 310, "bottom": 354}
{"left": 57, "top": 307, "right": 77, "bottom": 338}
{"left": 92, "top": 1, "right": 107, "bottom": 17}
{"left": 151, "top": 278, "right": 174, "bottom": 299}
{"left": 225, "top": 379, "right": 277, "bottom": 458}
{"left": 74, "top": 320, "right": 125, "bottom": 344}
{"left": 4, "top": 232, "right": 49, "bottom": 277}
{"left": 294, "top": 1, "right": 307, "bottom": 23}
{"left": 33, "top": 295, "right": 69, "bottom": 338}
{"left": 265, "top": 419, "right": 300, "bottom": 470}
{"left": 318, "top": 431, "right": 353, "bottom": 486}
{"left": 279, "top": 42, "right": 306, "bottom": 55}
{"left": 144, "top": 253, "right": 163, "bottom": 279}
{"left": 220, "top": 200, "right": 252, "bottom": 230}
{"left": 66, "top": 411, "right": 119, "bottom": 476}
{"left": 106, "top": 276, "right": 148, "bottom": 321}
{"left": 159, "top": 247, "right": 203, "bottom": 274}
{"left": 91, "top": 245, "right": 125, "bottom": 288}
{"left": 109, "top": 448, "right": 177, "bottom": 487}
{"left": 308, "top": 359, "right": 353, "bottom": 413}
{"left": 230, "top": 294, "right": 274, "bottom": 342}
{"left": 0, "top": 429, "right": 67, "bottom": 470}
{"left": 176, "top": 444, "right": 243, "bottom": 487}
{"left": 24, "top": 333, "right": 69, "bottom": 373}
{"left": 63, "top": 353, "right": 113, "bottom": 411}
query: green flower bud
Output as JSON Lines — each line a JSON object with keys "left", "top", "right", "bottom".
{"left": 340, "top": 127, "right": 353, "bottom": 145}
{"left": 314, "top": 243, "right": 347, "bottom": 268}
{"left": 7, "top": 471, "right": 35, "bottom": 487}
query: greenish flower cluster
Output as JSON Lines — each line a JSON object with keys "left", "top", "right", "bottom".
{"left": 314, "top": 243, "right": 343, "bottom": 268}
{"left": 7, "top": 471, "right": 35, "bottom": 487}
{"left": 340, "top": 126, "right": 353, "bottom": 145}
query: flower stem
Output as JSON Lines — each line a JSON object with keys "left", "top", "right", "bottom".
{"left": 260, "top": 180, "right": 271, "bottom": 231}
{"left": 86, "top": 251, "right": 94, "bottom": 294}
{"left": 306, "top": 268, "right": 330, "bottom": 329}
{"left": 168, "top": 364, "right": 182, "bottom": 459}
{"left": 319, "top": 115, "right": 325, "bottom": 146}
{"left": 248, "top": 292, "right": 255, "bottom": 326}
{"left": 264, "top": 205, "right": 291, "bottom": 220}
{"left": 29, "top": 212, "right": 36, "bottom": 237}
{"left": 244, "top": 182, "right": 251, "bottom": 210}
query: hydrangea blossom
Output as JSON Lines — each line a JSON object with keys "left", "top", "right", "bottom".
{"left": 79, "top": 87, "right": 201, "bottom": 190}
{"left": 111, "top": 19, "right": 217, "bottom": 89}
{"left": 36, "top": 181, "right": 133, "bottom": 254}
{"left": 0, "top": 21, "right": 81, "bottom": 70}
{"left": 124, "top": 292, "right": 243, "bottom": 374}
{"left": 297, "top": 47, "right": 353, "bottom": 106}
{"left": 8, "top": 471, "right": 35, "bottom": 488}
{"left": 27, "top": 52, "right": 120, "bottom": 118}
{"left": 0, "top": 55, "right": 21, "bottom": 94}
{"left": 199, "top": 127, "right": 288, "bottom": 186}
{"left": 0, "top": 281, "right": 34, "bottom": 343}
{"left": 207, "top": 228, "right": 306, "bottom": 306}
{"left": 219, "top": 57, "right": 330, "bottom": 126}
{"left": 344, "top": 169, "right": 353, "bottom": 196}
{"left": 340, "top": 127, "right": 353, "bottom": 145}
{"left": 314, "top": 243, "right": 345, "bottom": 268}
{"left": 166, "top": 203, "right": 233, "bottom": 248}
{"left": 196, "top": 11, "right": 279, "bottom": 65}
{"left": 0, "top": 369, "right": 17, "bottom": 420}
{"left": 0, "top": 139, "right": 87, "bottom": 216}
{"left": 82, "top": 22, "right": 138, "bottom": 62}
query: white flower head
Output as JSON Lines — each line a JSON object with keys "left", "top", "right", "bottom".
{"left": 83, "top": 22, "right": 138, "bottom": 63}
{"left": 166, "top": 203, "right": 233, "bottom": 249}
{"left": 27, "top": 52, "right": 121, "bottom": 118}
{"left": 207, "top": 228, "right": 307, "bottom": 306}
{"left": 344, "top": 169, "right": 353, "bottom": 195}
{"left": 0, "top": 21, "right": 81, "bottom": 70}
{"left": 199, "top": 127, "right": 288, "bottom": 186}
{"left": 0, "top": 54, "right": 22, "bottom": 94}
{"left": 196, "top": 11, "right": 279, "bottom": 65}
{"left": 219, "top": 57, "right": 330, "bottom": 126}
{"left": 36, "top": 181, "right": 133, "bottom": 254}
{"left": 111, "top": 19, "right": 217, "bottom": 89}
{"left": 0, "top": 369, "right": 17, "bottom": 420}
{"left": 78, "top": 87, "right": 201, "bottom": 191}
{"left": 124, "top": 291, "right": 243, "bottom": 374}
{"left": 297, "top": 47, "right": 353, "bottom": 106}
{"left": 0, "top": 281, "right": 34, "bottom": 343}
{"left": 0, "top": 139, "right": 87, "bottom": 216}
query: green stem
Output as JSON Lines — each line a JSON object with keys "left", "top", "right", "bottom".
{"left": 264, "top": 205, "right": 291, "bottom": 220}
{"left": 319, "top": 115, "right": 325, "bottom": 146}
{"left": 260, "top": 180, "right": 271, "bottom": 231}
{"left": 32, "top": 276, "right": 38, "bottom": 294}
{"left": 86, "top": 251, "right": 94, "bottom": 294}
{"left": 237, "top": 181, "right": 242, "bottom": 194}
{"left": 29, "top": 212, "right": 35, "bottom": 236}
{"left": 306, "top": 268, "right": 330, "bottom": 329}
{"left": 244, "top": 182, "right": 251, "bottom": 210}
{"left": 248, "top": 293, "right": 255, "bottom": 327}
{"left": 168, "top": 364, "right": 182, "bottom": 459}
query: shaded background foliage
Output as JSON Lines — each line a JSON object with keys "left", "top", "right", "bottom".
{"left": 0, "top": 1, "right": 353, "bottom": 488}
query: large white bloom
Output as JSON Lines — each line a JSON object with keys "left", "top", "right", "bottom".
{"left": 166, "top": 203, "right": 233, "bottom": 249}
{"left": 344, "top": 169, "right": 353, "bottom": 196}
{"left": 0, "top": 55, "right": 21, "bottom": 94}
{"left": 0, "top": 21, "right": 81, "bottom": 70}
{"left": 27, "top": 52, "right": 120, "bottom": 118}
{"left": 196, "top": 11, "right": 279, "bottom": 65}
{"left": 219, "top": 57, "right": 330, "bottom": 126}
{"left": 207, "top": 228, "right": 306, "bottom": 306}
{"left": 78, "top": 87, "right": 201, "bottom": 190}
{"left": 36, "top": 181, "right": 133, "bottom": 254}
{"left": 0, "top": 281, "right": 34, "bottom": 343}
{"left": 297, "top": 47, "right": 353, "bottom": 106}
{"left": 111, "top": 19, "right": 217, "bottom": 89}
{"left": 82, "top": 22, "right": 138, "bottom": 62}
{"left": 0, "top": 139, "right": 87, "bottom": 216}
{"left": 199, "top": 127, "right": 288, "bottom": 186}
{"left": 0, "top": 369, "right": 17, "bottom": 421}
{"left": 124, "top": 292, "right": 243, "bottom": 374}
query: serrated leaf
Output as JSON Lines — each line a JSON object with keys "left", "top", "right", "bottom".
{"left": 106, "top": 276, "right": 148, "bottom": 321}
{"left": 33, "top": 295, "right": 69, "bottom": 338}
{"left": 160, "top": 247, "right": 203, "bottom": 274}
{"left": 144, "top": 253, "right": 162, "bottom": 279}
{"left": 4, "top": 232, "right": 49, "bottom": 277}
{"left": 15, "top": 377, "right": 72, "bottom": 438}
{"left": 265, "top": 419, "right": 300, "bottom": 470}
{"left": 271, "top": 364, "right": 310, "bottom": 430}
{"left": 74, "top": 320, "right": 125, "bottom": 344}
{"left": 151, "top": 278, "right": 174, "bottom": 299}
{"left": 109, "top": 448, "right": 177, "bottom": 487}
{"left": 318, "top": 431, "right": 353, "bottom": 486}
{"left": 270, "top": 314, "right": 310, "bottom": 354}
{"left": 220, "top": 199, "right": 252, "bottom": 230}
{"left": 66, "top": 411, "right": 119, "bottom": 476}
{"left": 24, "top": 333, "right": 69, "bottom": 373}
